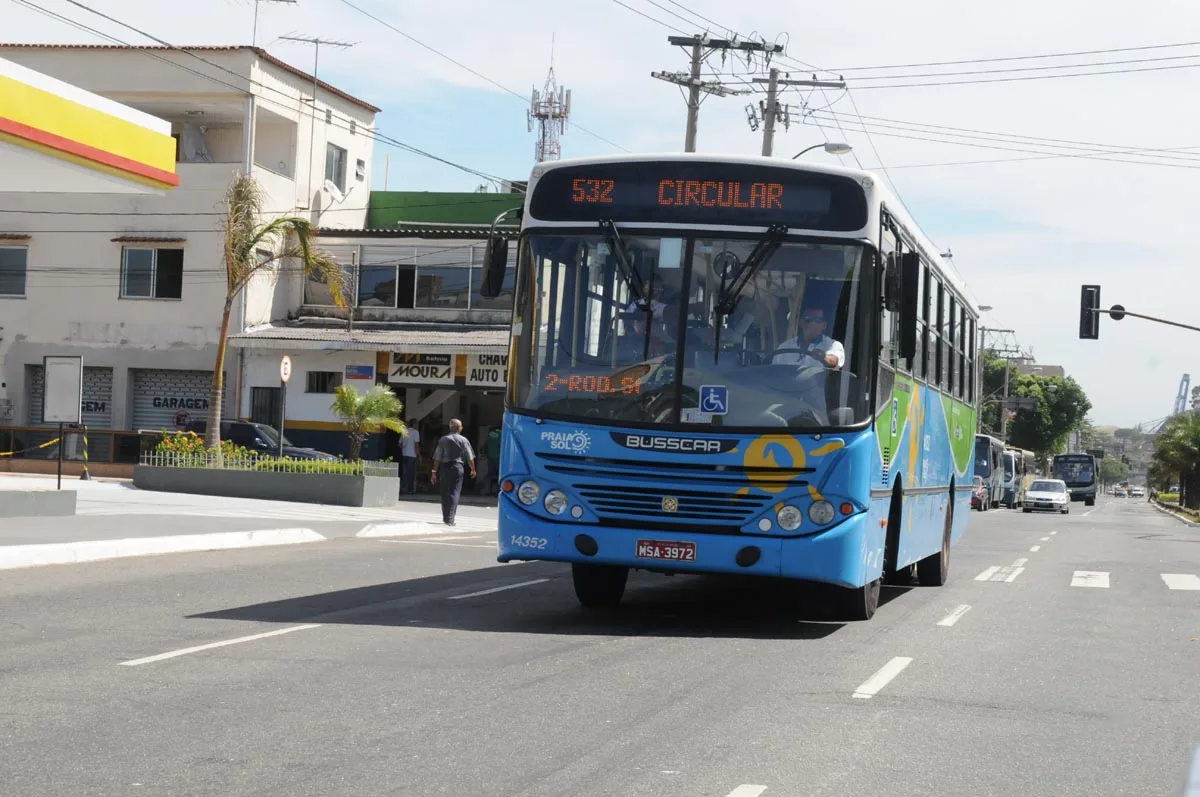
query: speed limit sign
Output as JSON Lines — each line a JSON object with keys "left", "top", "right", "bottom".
{"left": 280, "top": 355, "right": 293, "bottom": 383}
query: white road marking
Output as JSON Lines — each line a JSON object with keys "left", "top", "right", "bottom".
{"left": 1161, "top": 574, "right": 1200, "bottom": 591}
{"left": 1050, "top": 531, "right": 1058, "bottom": 536}
{"left": 976, "top": 565, "right": 1023, "bottom": 582}
{"left": 1013, "top": 557, "right": 1028, "bottom": 567}
{"left": 852, "top": 656, "right": 913, "bottom": 699}
{"left": 1003, "top": 567, "right": 1025, "bottom": 583}
{"left": 725, "top": 787, "right": 768, "bottom": 797}
{"left": 1030, "top": 545, "right": 1041, "bottom": 552}
{"left": 447, "top": 579, "right": 550, "bottom": 600}
{"left": 1040, "top": 536, "right": 1051, "bottom": 541}
{"left": 1071, "top": 570, "right": 1110, "bottom": 588}
{"left": 974, "top": 566, "right": 1000, "bottom": 581}
{"left": 119, "top": 624, "right": 321, "bottom": 666}
{"left": 937, "top": 604, "right": 972, "bottom": 627}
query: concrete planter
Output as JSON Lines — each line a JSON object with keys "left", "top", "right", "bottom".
{"left": 133, "top": 465, "right": 399, "bottom": 508}
{"left": 0, "top": 489, "right": 78, "bottom": 517}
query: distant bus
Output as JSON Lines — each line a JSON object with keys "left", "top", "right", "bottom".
{"left": 974, "top": 434, "right": 1005, "bottom": 509}
{"left": 481, "top": 152, "right": 982, "bottom": 621}
{"left": 1002, "top": 447, "right": 1038, "bottom": 507}
{"left": 1051, "top": 453, "right": 1097, "bottom": 505}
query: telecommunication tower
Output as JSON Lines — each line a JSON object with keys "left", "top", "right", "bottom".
{"left": 528, "top": 40, "right": 571, "bottom": 163}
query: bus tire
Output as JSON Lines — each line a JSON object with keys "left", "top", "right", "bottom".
{"left": 572, "top": 563, "right": 628, "bottom": 608}
{"left": 917, "top": 489, "right": 953, "bottom": 587}
{"left": 1085, "top": 497, "right": 1095, "bottom": 507}
{"left": 839, "top": 578, "right": 880, "bottom": 621}
{"left": 883, "top": 481, "right": 908, "bottom": 585}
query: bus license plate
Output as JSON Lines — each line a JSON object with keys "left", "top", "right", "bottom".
{"left": 635, "top": 539, "right": 696, "bottom": 562}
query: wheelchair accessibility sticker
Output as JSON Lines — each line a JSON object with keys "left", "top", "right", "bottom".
{"left": 698, "top": 385, "right": 728, "bottom": 415}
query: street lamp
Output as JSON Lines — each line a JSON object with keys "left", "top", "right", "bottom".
{"left": 792, "top": 142, "right": 853, "bottom": 159}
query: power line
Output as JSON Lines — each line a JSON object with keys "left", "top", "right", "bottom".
{"left": 841, "top": 52, "right": 1200, "bottom": 82}
{"left": 823, "top": 39, "right": 1200, "bottom": 73}
{"left": 335, "top": 0, "right": 629, "bottom": 154}
{"left": 847, "top": 59, "right": 1200, "bottom": 90}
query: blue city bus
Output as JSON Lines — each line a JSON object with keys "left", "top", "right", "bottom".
{"left": 478, "top": 154, "right": 981, "bottom": 620}
{"left": 974, "top": 434, "right": 1004, "bottom": 509}
{"left": 1051, "top": 453, "right": 1097, "bottom": 506}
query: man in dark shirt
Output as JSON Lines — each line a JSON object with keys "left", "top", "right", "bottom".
{"left": 430, "top": 418, "right": 476, "bottom": 526}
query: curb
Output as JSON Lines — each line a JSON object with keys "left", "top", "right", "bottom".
{"left": 1151, "top": 502, "right": 1200, "bottom": 528}
{"left": 0, "top": 528, "right": 326, "bottom": 571}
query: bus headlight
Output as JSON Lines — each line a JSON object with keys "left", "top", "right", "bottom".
{"left": 517, "top": 480, "right": 541, "bottom": 505}
{"left": 544, "top": 489, "right": 568, "bottom": 515}
{"left": 776, "top": 505, "right": 803, "bottom": 531}
{"left": 808, "top": 500, "right": 835, "bottom": 525}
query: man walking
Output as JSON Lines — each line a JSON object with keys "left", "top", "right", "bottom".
{"left": 430, "top": 418, "right": 476, "bottom": 526}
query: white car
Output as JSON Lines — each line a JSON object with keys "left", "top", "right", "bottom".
{"left": 1023, "top": 479, "right": 1070, "bottom": 514}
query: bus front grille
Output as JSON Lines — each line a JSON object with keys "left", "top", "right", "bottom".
{"left": 575, "top": 483, "right": 769, "bottom": 527}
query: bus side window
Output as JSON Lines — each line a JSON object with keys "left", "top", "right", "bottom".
{"left": 966, "top": 315, "right": 976, "bottom": 402}
{"left": 948, "top": 294, "right": 957, "bottom": 395}
{"left": 921, "top": 265, "right": 931, "bottom": 381}
{"left": 935, "top": 280, "right": 946, "bottom": 389}
{"left": 879, "top": 226, "right": 900, "bottom": 368}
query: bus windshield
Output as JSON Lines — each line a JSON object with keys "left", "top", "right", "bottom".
{"left": 1052, "top": 456, "right": 1095, "bottom": 486}
{"left": 509, "top": 232, "right": 875, "bottom": 430}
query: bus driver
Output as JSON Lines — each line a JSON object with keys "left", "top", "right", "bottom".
{"left": 771, "top": 304, "right": 845, "bottom": 369}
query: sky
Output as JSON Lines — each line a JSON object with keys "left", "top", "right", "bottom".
{"left": 7, "top": 0, "right": 1200, "bottom": 428}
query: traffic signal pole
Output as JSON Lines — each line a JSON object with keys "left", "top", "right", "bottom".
{"left": 1078, "top": 285, "right": 1200, "bottom": 338}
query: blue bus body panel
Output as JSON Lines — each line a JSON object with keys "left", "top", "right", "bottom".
{"left": 496, "top": 386, "right": 973, "bottom": 589}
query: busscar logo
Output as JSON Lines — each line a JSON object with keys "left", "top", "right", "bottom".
{"left": 611, "top": 433, "right": 737, "bottom": 454}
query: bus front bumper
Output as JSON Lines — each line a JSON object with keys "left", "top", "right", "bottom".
{"left": 495, "top": 499, "right": 876, "bottom": 589}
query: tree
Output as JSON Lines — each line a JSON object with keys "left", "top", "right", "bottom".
{"left": 331, "top": 383, "right": 406, "bottom": 462}
{"left": 206, "top": 172, "right": 348, "bottom": 452}
{"left": 1150, "top": 413, "right": 1200, "bottom": 509}
{"left": 1005, "top": 374, "right": 1092, "bottom": 459}
{"left": 1098, "top": 457, "right": 1129, "bottom": 486}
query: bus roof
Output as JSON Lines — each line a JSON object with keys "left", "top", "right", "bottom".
{"left": 526, "top": 152, "right": 979, "bottom": 311}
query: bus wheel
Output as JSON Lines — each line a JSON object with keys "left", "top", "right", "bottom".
{"left": 839, "top": 578, "right": 880, "bottom": 621}
{"left": 917, "top": 493, "right": 952, "bottom": 587}
{"left": 572, "top": 563, "right": 628, "bottom": 608}
{"left": 1085, "top": 498, "right": 1095, "bottom": 507}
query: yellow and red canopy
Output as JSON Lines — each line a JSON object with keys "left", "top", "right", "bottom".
{"left": 0, "top": 56, "right": 177, "bottom": 193}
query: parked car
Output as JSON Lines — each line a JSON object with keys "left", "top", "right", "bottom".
{"left": 970, "top": 475, "right": 990, "bottom": 511}
{"left": 184, "top": 420, "right": 336, "bottom": 461}
{"left": 1023, "top": 478, "right": 1070, "bottom": 514}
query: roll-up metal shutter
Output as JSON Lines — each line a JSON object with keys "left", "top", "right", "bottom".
{"left": 130, "top": 369, "right": 228, "bottom": 431}
{"left": 25, "top": 364, "right": 114, "bottom": 460}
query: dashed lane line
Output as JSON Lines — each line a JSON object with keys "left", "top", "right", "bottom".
{"left": 447, "top": 579, "right": 550, "bottom": 600}
{"left": 725, "top": 787, "right": 768, "bottom": 797}
{"left": 1161, "top": 574, "right": 1200, "bottom": 591}
{"left": 119, "top": 624, "right": 322, "bottom": 666}
{"left": 1030, "top": 545, "right": 1041, "bottom": 552}
{"left": 852, "top": 656, "right": 913, "bottom": 699}
{"left": 937, "top": 604, "right": 972, "bottom": 627}
{"left": 1071, "top": 570, "right": 1110, "bottom": 588}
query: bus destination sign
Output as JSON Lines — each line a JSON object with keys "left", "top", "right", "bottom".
{"left": 528, "top": 161, "right": 868, "bottom": 230}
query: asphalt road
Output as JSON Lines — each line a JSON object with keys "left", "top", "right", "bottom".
{"left": 1, "top": 496, "right": 1197, "bottom": 796}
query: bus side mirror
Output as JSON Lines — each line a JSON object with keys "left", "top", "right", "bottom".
{"left": 897, "top": 252, "right": 920, "bottom": 364}
{"left": 480, "top": 235, "right": 509, "bottom": 298}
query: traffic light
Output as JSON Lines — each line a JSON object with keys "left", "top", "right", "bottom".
{"left": 1079, "top": 284, "right": 1100, "bottom": 339}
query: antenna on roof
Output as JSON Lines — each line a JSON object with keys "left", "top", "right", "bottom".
{"left": 280, "top": 35, "right": 355, "bottom": 207}
{"left": 251, "top": 0, "right": 296, "bottom": 48}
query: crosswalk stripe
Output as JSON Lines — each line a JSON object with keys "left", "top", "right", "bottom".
{"left": 1071, "top": 570, "right": 1110, "bottom": 588}
{"left": 1161, "top": 574, "right": 1200, "bottom": 591}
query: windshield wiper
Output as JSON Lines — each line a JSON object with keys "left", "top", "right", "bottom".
{"left": 712, "top": 223, "right": 788, "bottom": 359}
{"left": 599, "top": 219, "right": 646, "bottom": 304}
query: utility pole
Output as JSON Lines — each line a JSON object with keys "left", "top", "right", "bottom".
{"left": 652, "top": 35, "right": 782, "bottom": 152}
{"left": 750, "top": 70, "right": 845, "bottom": 156}
{"left": 279, "top": 36, "right": 355, "bottom": 203}
{"left": 979, "top": 326, "right": 1021, "bottom": 436}
{"left": 251, "top": 0, "right": 295, "bottom": 48}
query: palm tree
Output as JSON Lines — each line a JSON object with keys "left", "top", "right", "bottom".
{"left": 206, "top": 172, "right": 349, "bottom": 452}
{"left": 331, "top": 383, "right": 406, "bottom": 462}
{"left": 1150, "top": 412, "right": 1200, "bottom": 508}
